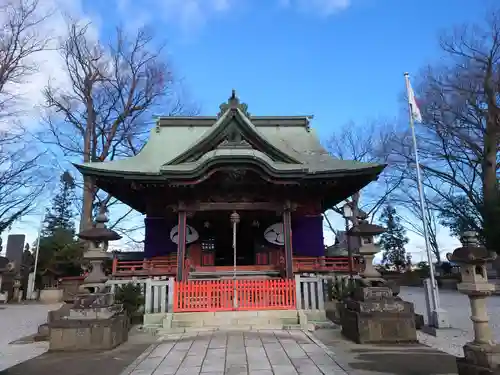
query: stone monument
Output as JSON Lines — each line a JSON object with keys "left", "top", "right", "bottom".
{"left": 5, "top": 234, "right": 25, "bottom": 275}
{"left": 47, "top": 213, "right": 128, "bottom": 351}
{"left": 341, "top": 221, "right": 417, "bottom": 344}
{"left": 450, "top": 231, "right": 500, "bottom": 375}
{"left": 0, "top": 238, "right": 15, "bottom": 302}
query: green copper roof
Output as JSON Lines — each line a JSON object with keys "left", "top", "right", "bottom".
{"left": 74, "top": 91, "right": 385, "bottom": 180}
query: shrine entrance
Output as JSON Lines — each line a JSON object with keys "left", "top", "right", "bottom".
{"left": 194, "top": 210, "right": 278, "bottom": 268}
{"left": 209, "top": 213, "right": 255, "bottom": 266}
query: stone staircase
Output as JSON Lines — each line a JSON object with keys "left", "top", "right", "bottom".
{"left": 156, "top": 310, "right": 301, "bottom": 334}
{"left": 298, "top": 309, "right": 338, "bottom": 332}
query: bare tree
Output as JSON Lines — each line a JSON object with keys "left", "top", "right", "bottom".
{"left": 0, "top": 129, "right": 46, "bottom": 233}
{"left": 41, "top": 20, "right": 193, "bottom": 232}
{"left": 391, "top": 9, "right": 500, "bottom": 251}
{"left": 392, "top": 181, "right": 442, "bottom": 262}
{"left": 325, "top": 120, "right": 403, "bottom": 226}
{"left": 0, "top": 0, "right": 51, "bottom": 234}
{"left": 0, "top": 0, "right": 50, "bottom": 118}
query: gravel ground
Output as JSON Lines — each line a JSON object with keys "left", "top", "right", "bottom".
{"left": 399, "top": 286, "right": 500, "bottom": 357}
{"left": 0, "top": 303, "right": 62, "bottom": 372}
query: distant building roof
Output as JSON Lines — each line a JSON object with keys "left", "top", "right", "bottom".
{"left": 326, "top": 231, "right": 362, "bottom": 256}
{"left": 343, "top": 202, "right": 368, "bottom": 219}
{"left": 111, "top": 251, "right": 145, "bottom": 261}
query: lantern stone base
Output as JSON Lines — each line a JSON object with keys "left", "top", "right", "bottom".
{"left": 48, "top": 313, "right": 129, "bottom": 351}
{"left": 48, "top": 293, "right": 129, "bottom": 351}
{"left": 47, "top": 292, "right": 129, "bottom": 351}
{"left": 341, "top": 286, "right": 418, "bottom": 344}
{"left": 456, "top": 342, "right": 500, "bottom": 375}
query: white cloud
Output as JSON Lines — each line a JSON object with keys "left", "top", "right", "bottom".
{"left": 158, "top": 0, "right": 235, "bottom": 34}
{"left": 113, "top": 0, "right": 234, "bottom": 37}
{"left": 280, "top": 0, "right": 351, "bottom": 16}
{"left": 114, "top": 0, "right": 352, "bottom": 38}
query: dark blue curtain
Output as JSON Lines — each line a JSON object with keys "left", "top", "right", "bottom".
{"left": 291, "top": 215, "right": 325, "bottom": 257}
{"left": 144, "top": 217, "right": 177, "bottom": 258}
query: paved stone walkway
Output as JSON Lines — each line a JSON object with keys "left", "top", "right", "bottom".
{"left": 0, "top": 303, "right": 62, "bottom": 372}
{"left": 122, "top": 330, "right": 348, "bottom": 375}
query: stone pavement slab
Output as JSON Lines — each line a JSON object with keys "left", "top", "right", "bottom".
{"left": 123, "top": 330, "right": 349, "bottom": 375}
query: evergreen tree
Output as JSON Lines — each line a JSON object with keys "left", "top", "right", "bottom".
{"left": 378, "top": 205, "right": 409, "bottom": 272}
{"left": 35, "top": 172, "right": 82, "bottom": 284}
{"left": 43, "top": 171, "right": 75, "bottom": 237}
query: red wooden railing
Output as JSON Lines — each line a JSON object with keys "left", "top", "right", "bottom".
{"left": 112, "top": 255, "right": 361, "bottom": 276}
{"left": 112, "top": 256, "right": 177, "bottom": 276}
{"left": 293, "top": 256, "right": 361, "bottom": 273}
{"left": 173, "top": 279, "right": 296, "bottom": 312}
{"left": 189, "top": 265, "right": 277, "bottom": 273}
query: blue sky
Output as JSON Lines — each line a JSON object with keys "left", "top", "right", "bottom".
{"left": 86, "top": 0, "right": 493, "bottom": 141}
{"left": 2, "top": 0, "right": 493, "bottom": 259}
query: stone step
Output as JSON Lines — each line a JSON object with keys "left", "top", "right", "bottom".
{"left": 282, "top": 324, "right": 303, "bottom": 330}
{"left": 307, "top": 320, "right": 338, "bottom": 331}
{"left": 171, "top": 317, "right": 287, "bottom": 328}
{"left": 156, "top": 324, "right": 293, "bottom": 336}
{"left": 164, "top": 310, "right": 300, "bottom": 331}
{"left": 141, "top": 325, "right": 162, "bottom": 335}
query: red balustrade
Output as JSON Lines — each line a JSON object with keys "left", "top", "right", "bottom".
{"left": 111, "top": 255, "right": 361, "bottom": 277}
{"left": 111, "top": 256, "right": 177, "bottom": 277}
{"left": 173, "top": 278, "right": 296, "bottom": 312}
{"left": 292, "top": 256, "right": 361, "bottom": 273}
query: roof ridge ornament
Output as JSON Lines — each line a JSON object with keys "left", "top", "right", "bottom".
{"left": 217, "top": 89, "right": 250, "bottom": 118}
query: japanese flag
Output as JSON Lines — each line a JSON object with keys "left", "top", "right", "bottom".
{"left": 407, "top": 80, "right": 422, "bottom": 123}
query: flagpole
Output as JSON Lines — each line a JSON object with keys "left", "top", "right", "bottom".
{"left": 404, "top": 72, "right": 448, "bottom": 330}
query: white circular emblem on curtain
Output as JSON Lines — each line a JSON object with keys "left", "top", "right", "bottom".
{"left": 170, "top": 225, "right": 199, "bottom": 244}
{"left": 264, "top": 222, "right": 285, "bottom": 245}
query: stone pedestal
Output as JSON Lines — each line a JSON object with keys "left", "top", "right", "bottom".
{"left": 341, "top": 286, "right": 417, "bottom": 344}
{"left": 49, "top": 313, "right": 128, "bottom": 351}
{"left": 47, "top": 291, "right": 128, "bottom": 351}
{"left": 80, "top": 248, "right": 109, "bottom": 293}
{"left": 456, "top": 343, "right": 500, "bottom": 375}
{"left": 84, "top": 257, "right": 107, "bottom": 284}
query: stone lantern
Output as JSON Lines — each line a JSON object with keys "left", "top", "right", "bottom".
{"left": 450, "top": 231, "right": 500, "bottom": 375}
{"left": 45, "top": 213, "right": 127, "bottom": 352}
{"left": 77, "top": 213, "right": 121, "bottom": 292}
{"left": 341, "top": 220, "right": 417, "bottom": 344}
{"left": 347, "top": 220, "right": 386, "bottom": 281}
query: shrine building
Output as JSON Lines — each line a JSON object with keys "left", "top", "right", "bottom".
{"left": 75, "top": 91, "right": 385, "bottom": 282}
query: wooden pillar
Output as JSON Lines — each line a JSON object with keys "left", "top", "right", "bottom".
{"left": 176, "top": 209, "right": 187, "bottom": 281}
{"left": 283, "top": 201, "right": 294, "bottom": 279}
